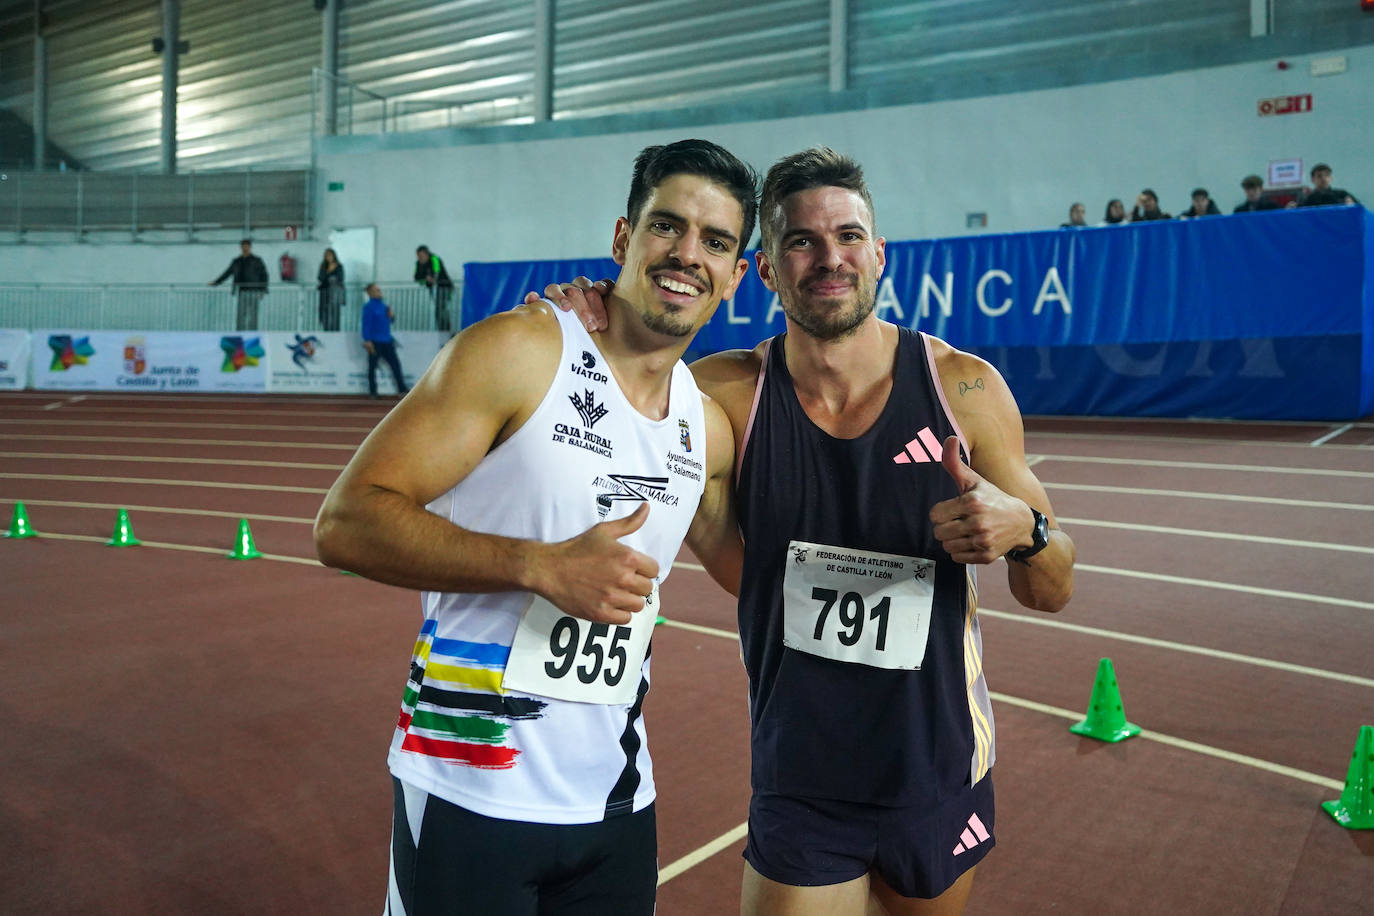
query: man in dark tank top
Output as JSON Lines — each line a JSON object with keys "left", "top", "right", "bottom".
{"left": 541, "top": 148, "right": 1076, "bottom": 916}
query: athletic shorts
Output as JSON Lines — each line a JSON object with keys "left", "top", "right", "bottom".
{"left": 743, "top": 773, "right": 995, "bottom": 899}
{"left": 385, "top": 777, "right": 657, "bottom": 916}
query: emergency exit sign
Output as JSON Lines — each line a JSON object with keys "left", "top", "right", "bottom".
{"left": 327, "top": 181, "right": 345, "bottom": 191}
{"left": 1257, "top": 94, "right": 1312, "bottom": 116}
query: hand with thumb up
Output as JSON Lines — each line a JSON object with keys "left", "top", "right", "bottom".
{"left": 531, "top": 502, "right": 660, "bottom": 624}
{"left": 929, "top": 436, "right": 1040, "bottom": 565}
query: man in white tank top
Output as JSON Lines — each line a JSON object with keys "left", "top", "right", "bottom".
{"left": 315, "top": 140, "right": 757, "bottom": 916}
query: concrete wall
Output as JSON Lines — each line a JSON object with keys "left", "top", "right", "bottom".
{"left": 2, "top": 42, "right": 1369, "bottom": 287}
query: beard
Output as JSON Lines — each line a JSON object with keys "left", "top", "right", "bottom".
{"left": 638, "top": 304, "right": 697, "bottom": 338}
{"left": 778, "top": 271, "right": 878, "bottom": 341}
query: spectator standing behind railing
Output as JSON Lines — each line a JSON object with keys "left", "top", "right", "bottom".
{"left": 1178, "top": 188, "right": 1222, "bottom": 219}
{"left": 414, "top": 244, "right": 455, "bottom": 332}
{"left": 1298, "top": 163, "right": 1359, "bottom": 208}
{"left": 1234, "top": 175, "right": 1280, "bottom": 213}
{"left": 209, "top": 239, "right": 269, "bottom": 331}
{"left": 361, "top": 282, "right": 408, "bottom": 399}
{"left": 1131, "top": 189, "right": 1171, "bottom": 221}
{"left": 1060, "top": 202, "right": 1087, "bottom": 227}
{"left": 317, "top": 248, "right": 345, "bottom": 331}
{"left": 1101, "top": 199, "right": 1129, "bottom": 225}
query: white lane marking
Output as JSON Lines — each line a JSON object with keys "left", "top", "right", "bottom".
{"left": 0, "top": 451, "right": 345, "bottom": 471}
{"left": 986, "top": 692, "right": 1343, "bottom": 791}
{"left": 658, "top": 822, "right": 749, "bottom": 886}
{"left": 41, "top": 401, "right": 65, "bottom": 410}
{"left": 1026, "top": 430, "right": 1373, "bottom": 451}
{"left": 0, "top": 419, "right": 372, "bottom": 432}
{"left": 978, "top": 608, "right": 1374, "bottom": 688}
{"left": 1076, "top": 563, "right": 1374, "bottom": 611}
{"left": 1025, "top": 455, "right": 1046, "bottom": 467}
{"left": 8, "top": 404, "right": 386, "bottom": 419}
{"left": 25, "top": 531, "right": 322, "bottom": 566}
{"left": 660, "top": 618, "right": 739, "bottom": 641}
{"left": 1055, "top": 517, "right": 1374, "bottom": 554}
{"left": 673, "top": 560, "right": 706, "bottom": 572}
{"left": 1310, "top": 423, "right": 1355, "bottom": 447}
{"left": 0, "top": 498, "right": 314, "bottom": 525}
{"left": 1031, "top": 453, "right": 1374, "bottom": 478}
{"left": 0, "top": 473, "right": 327, "bottom": 494}
{"left": 4, "top": 434, "right": 359, "bottom": 450}
{"left": 1044, "top": 482, "right": 1374, "bottom": 511}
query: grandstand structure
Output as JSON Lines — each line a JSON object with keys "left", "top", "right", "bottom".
{"left": 0, "top": 0, "right": 1371, "bottom": 341}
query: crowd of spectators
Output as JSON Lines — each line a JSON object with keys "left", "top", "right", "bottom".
{"left": 1059, "top": 162, "right": 1360, "bottom": 228}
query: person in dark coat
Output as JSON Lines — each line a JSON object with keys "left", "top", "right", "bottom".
{"left": 210, "top": 239, "right": 269, "bottom": 331}
{"left": 317, "top": 248, "right": 345, "bottom": 331}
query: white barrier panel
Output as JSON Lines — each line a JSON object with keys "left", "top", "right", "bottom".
{"left": 0, "top": 329, "right": 31, "bottom": 389}
{"left": 264, "top": 331, "right": 447, "bottom": 394}
{"left": 30, "top": 330, "right": 269, "bottom": 392}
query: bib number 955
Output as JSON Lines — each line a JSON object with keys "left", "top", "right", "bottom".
{"left": 545, "top": 619, "right": 633, "bottom": 686}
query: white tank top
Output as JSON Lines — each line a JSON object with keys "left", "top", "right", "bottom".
{"left": 388, "top": 306, "right": 707, "bottom": 824}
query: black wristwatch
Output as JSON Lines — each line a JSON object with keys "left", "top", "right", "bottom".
{"left": 1006, "top": 508, "right": 1049, "bottom": 565}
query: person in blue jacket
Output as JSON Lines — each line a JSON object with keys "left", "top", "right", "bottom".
{"left": 361, "top": 283, "right": 408, "bottom": 398}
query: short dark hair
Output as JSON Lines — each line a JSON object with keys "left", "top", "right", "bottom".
{"left": 1311, "top": 163, "right": 1331, "bottom": 177}
{"left": 759, "top": 148, "right": 875, "bottom": 255}
{"left": 1191, "top": 188, "right": 1209, "bottom": 198}
{"left": 416, "top": 245, "right": 430, "bottom": 254}
{"left": 1140, "top": 189, "right": 1159, "bottom": 204}
{"left": 1241, "top": 175, "right": 1263, "bottom": 190}
{"left": 240, "top": 238, "right": 252, "bottom": 246}
{"left": 625, "top": 140, "right": 758, "bottom": 257}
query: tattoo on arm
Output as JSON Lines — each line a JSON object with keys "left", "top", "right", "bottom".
{"left": 958, "top": 378, "right": 985, "bottom": 396}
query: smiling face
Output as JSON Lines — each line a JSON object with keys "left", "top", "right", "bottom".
{"left": 610, "top": 172, "right": 749, "bottom": 339}
{"left": 756, "top": 185, "right": 886, "bottom": 342}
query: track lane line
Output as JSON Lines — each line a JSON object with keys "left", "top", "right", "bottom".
{"left": 29, "top": 532, "right": 322, "bottom": 565}
{"left": 0, "top": 419, "right": 374, "bottom": 432}
{"left": 1044, "top": 482, "right": 1374, "bottom": 511}
{"left": 1055, "top": 517, "right": 1374, "bottom": 554}
{"left": 1076, "top": 564, "right": 1374, "bottom": 611}
{"left": 0, "top": 499, "right": 315, "bottom": 525}
{"left": 977, "top": 608, "right": 1374, "bottom": 688}
{"left": 1309, "top": 423, "right": 1354, "bottom": 447}
{"left": 658, "top": 823, "right": 748, "bottom": 886}
{"left": 1, "top": 473, "right": 328, "bottom": 494}
{"left": 1027, "top": 430, "right": 1374, "bottom": 451}
{"left": 1032, "top": 454, "right": 1374, "bottom": 478}
{"left": 4, "top": 434, "right": 361, "bottom": 450}
{"left": 0, "top": 452, "right": 345, "bottom": 471}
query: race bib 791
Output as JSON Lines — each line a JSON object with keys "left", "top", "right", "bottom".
{"left": 782, "top": 540, "right": 934, "bottom": 670}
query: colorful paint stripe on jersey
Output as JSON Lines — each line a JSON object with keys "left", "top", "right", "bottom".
{"left": 396, "top": 619, "right": 546, "bottom": 770}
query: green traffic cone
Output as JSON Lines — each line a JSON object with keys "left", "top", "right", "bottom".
{"left": 4, "top": 502, "right": 38, "bottom": 539}
{"left": 226, "top": 518, "right": 263, "bottom": 560}
{"left": 1322, "top": 725, "right": 1374, "bottom": 829}
{"left": 1069, "top": 658, "right": 1141, "bottom": 743}
{"left": 105, "top": 508, "right": 142, "bottom": 547}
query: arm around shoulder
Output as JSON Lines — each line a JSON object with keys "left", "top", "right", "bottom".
{"left": 685, "top": 395, "right": 743, "bottom": 596}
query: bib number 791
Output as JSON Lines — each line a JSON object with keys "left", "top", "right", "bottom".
{"left": 545, "top": 618, "right": 633, "bottom": 687}
{"left": 810, "top": 587, "right": 890, "bottom": 651}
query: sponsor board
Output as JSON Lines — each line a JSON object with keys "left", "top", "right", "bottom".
{"left": 0, "top": 329, "right": 31, "bottom": 390}
{"left": 264, "top": 330, "right": 447, "bottom": 393}
{"left": 30, "top": 330, "right": 268, "bottom": 392}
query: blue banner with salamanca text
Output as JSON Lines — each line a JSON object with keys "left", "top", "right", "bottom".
{"left": 464, "top": 205, "right": 1373, "bottom": 420}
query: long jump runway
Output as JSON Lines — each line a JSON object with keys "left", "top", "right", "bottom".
{"left": 1, "top": 392, "right": 1371, "bottom": 914}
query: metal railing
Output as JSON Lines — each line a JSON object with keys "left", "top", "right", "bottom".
{"left": 311, "top": 68, "right": 526, "bottom": 137}
{"left": 0, "top": 169, "right": 312, "bottom": 237}
{"left": 0, "top": 282, "right": 459, "bottom": 333}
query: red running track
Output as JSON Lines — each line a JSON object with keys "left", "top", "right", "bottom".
{"left": 1, "top": 392, "right": 1371, "bottom": 914}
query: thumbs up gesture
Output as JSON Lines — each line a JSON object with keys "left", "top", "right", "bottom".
{"left": 929, "top": 437, "right": 1038, "bottom": 565}
{"left": 532, "top": 502, "right": 660, "bottom": 624}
